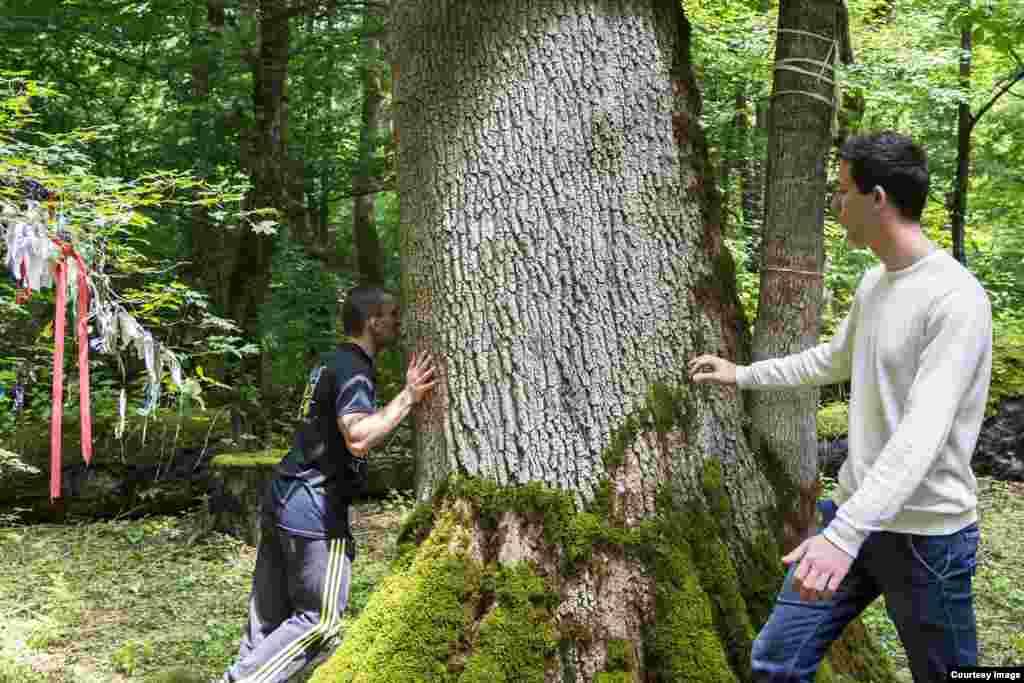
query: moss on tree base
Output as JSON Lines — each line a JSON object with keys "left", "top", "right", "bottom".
{"left": 312, "top": 472, "right": 897, "bottom": 682}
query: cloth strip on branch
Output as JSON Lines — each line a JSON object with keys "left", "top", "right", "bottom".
{"left": 2, "top": 197, "right": 185, "bottom": 500}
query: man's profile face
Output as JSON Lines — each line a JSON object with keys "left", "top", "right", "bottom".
{"left": 833, "top": 160, "right": 874, "bottom": 250}
{"left": 369, "top": 299, "right": 401, "bottom": 346}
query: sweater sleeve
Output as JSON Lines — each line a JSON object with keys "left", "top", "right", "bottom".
{"left": 736, "top": 294, "right": 859, "bottom": 390}
{"left": 823, "top": 287, "right": 992, "bottom": 557}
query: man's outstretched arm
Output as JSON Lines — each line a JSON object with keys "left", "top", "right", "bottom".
{"left": 339, "top": 351, "right": 436, "bottom": 457}
{"left": 689, "top": 295, "right": 860, "bottom": 390}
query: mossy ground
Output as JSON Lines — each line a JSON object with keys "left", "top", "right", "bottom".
{"left": 6, "top": 411, "right": 235, "bottom": 471}
{"left": 209, "top": 449, "right": 286, "bottom": 468}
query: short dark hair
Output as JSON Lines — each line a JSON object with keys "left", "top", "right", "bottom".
{"left": 340, "top": 285, "right": 393, "bottom": 336}
{"left": 838, "top": 131, "right": 929, "bottom": 221}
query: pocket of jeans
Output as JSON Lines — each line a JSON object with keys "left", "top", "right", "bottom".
{"left": 907, "top": 524, "right": 979, "bottom": 583}
{"left": 907, "top": 533, "right": 952, "bottom": 582}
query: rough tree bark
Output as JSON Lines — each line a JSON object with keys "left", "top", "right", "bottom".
{"left": 311, "top": 2, "right": 895, "bottom": 681}
{"left": 749, "top": 0, "right": 843, "bottom": 552}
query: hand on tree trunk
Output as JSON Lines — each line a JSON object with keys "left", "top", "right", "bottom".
{"left": 688, "top": 354, "right": 739, "bottom": 385}
{"left": 405, "top": 351, "right": 437, "bottom": 404}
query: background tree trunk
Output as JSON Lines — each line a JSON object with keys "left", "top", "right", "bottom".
{"left": 951, "top": 0, "right": 972, "bottom": 266}
{"left": 230, "top": 0, "right": 288, "bottom": 337}
{"left": 749, "top": 0, "right": 840, "bottom": 552}
{"left": 352, "top": 0, "right": 387, "bottom": 285}
{"left": 188, "top": 0, "right": 234, "bottom": 312}
{"left": 311, "top": 2, "right": 895, "bottom": 681}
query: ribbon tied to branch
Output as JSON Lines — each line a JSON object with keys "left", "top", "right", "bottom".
{"left": 49, "top": 238, "right": 93, "bottom": 500}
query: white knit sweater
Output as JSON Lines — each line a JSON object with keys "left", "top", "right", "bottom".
{"left": 737, "top": 249, "right": 992, "bottom": 557}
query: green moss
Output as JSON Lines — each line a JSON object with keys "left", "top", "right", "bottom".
{"left": 648, "top": 383, "right": 688, "bottom": 436}
{"left": 10, "top": 413, "right": 231, "bottom": 468}
{"left": 311, "top": 510, "right": 559, "bottom": 683}
{"left": 396, "top": 501, "right": 435, "bottom": 549}
{"left": 602, "top": 382, "right": 690, "bottom": 471}
{"left": 700, "top": 458, "right": 732, "bottom": 524}
{"left": 989, "top": 333, "right": 1024, "bottom": 416}
{"left": 457, "top": 565, "right": 558, "bottom": 683}
{"left": 816, "top": 403, "right": 849, "bottom": 440}
{"left": 643, "top": 531, "right": 739, "bottom": 683}
{"left": 605, "top": 639, "right": 633, "bottom": 671}
{"left": 209, "top": 450, "right": 286, "bottom": 468}
{"left": 595, "top": 674, "right": 633, "bottom": 683}
{"left": 825, "top": 619, "right": 897, "bottom": 682}
{"left": 603, "top": 415, "right": 640, "bottom": 470}
{"left": 738, "top": 530, "right": 786, "bottom": 628}
{"left": 309, "top": 512, "right": 473, "bottom": 683}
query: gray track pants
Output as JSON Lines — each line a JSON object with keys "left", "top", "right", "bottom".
{"left": 220, "top": 519, "right": 352, "bottom": 683}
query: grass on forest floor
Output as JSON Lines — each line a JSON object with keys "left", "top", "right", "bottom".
{"left": 0, "top": 491, "right": 413, "bottom": 683}
{"left": 1, "top": 481, "right": 1022, "bottom": 682}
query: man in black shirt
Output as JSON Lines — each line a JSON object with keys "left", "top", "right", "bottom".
{"left": 218, "top": 285, "right": 435, "bottom": 683}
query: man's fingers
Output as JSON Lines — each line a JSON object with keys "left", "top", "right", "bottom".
{"left": 688, "top": 355, "right": 714, "bottom": 373}
{"left": 782, "top": 540, "right": 807, "bottom": 566}
{"left": 812, "top": 569, "right": 831, "bottom": 594}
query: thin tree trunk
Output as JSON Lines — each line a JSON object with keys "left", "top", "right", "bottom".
{"left": 309, "top": 2, "right": 896, "bottom": 682}
{"left": 951, "top": 0, "right": 972, "bottom": 266}
{"left": 188, "top": 0, "right": 233, "bottom": 311}
{"left": 352, "top": 0, "right": 387, "bottom": 285}
{"left": 749, "top": 0, "right": 838, "bottom": 552}
{"left": 741, "top": 100, "right": 767, "bottom": 272}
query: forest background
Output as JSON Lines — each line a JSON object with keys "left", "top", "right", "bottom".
{"left": 2, "top": 0, "right": 1022, "bottom": 443}
{"left": 1, "top": 0, "right": 1023, "bottom": 681}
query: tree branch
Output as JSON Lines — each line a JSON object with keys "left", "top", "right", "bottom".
{"left": 1008, "top": 45, "right": 1024, "bottom": 69}
{"left": 970, "top": 67, "right": 1024, "bottom": 134}
{"left": 326, "top": 181, "right": 394, "bottom": 202}
{"left": 275, "top": 0, "right": 387, "bottom": 22}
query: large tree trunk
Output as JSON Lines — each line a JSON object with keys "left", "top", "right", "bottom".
{"left": 352, "top": 0, "right": 388, "bottom": 285}
{"left": 749, "top": 0, "right": 839, "bottom": 553}
{"left": 312, "top": 2, "right": 896, "bottom": 681}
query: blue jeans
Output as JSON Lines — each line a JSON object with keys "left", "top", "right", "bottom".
{"left": 751, "top": 500, "right": 979, "bottom": 682}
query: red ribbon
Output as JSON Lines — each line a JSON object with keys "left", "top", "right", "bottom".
{"left": 49, "top": 241, "right": 92, "bottom": 501}
{"left": 15, "top": 258, "right": 31, "bottom": 304}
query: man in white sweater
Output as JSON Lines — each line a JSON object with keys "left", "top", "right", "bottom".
{"left": 689, "top": 131, "right": 992, "bottom": 683}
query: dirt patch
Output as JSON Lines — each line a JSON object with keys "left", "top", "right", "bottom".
{"left": 351, "top": 506, "right": 404, "bottom": 563}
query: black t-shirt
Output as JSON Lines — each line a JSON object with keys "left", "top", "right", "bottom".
{"left": 272, "top": 343, "right": 375, "bottom": 540}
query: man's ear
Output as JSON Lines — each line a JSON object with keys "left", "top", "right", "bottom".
{"left": 873, "top": 186, "right": 885, "bottom": 208}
